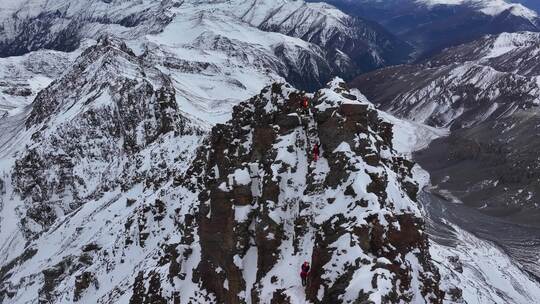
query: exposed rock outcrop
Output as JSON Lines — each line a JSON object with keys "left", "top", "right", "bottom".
{"left": 167, "top": 79, "right": 443, "bottom": 303}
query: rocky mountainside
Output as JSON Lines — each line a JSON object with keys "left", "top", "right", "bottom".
{"left": 351, "top": 31, "right": 540, "bottom": 226}
{"left": 237, "top": 1, "right": 413, "bottom": 76}
{"left": 173, "top": 79, "right": 444, "bottom": 303}
{"left": 0, "top": 0, "right": 399, "bottom": 129}
{"left": 0, "top": 37, "right": 537, "bottom": 304}
{"left": 1, "top": 49, "right": 537, "bottom": 301}
{"left": 415, "top": 108, "right": 540, "bottom": 226}
{"left": 351, "top": 31, "right": 540, "bottom": 129}
{"left": 0, "top": 37, "right": 206, "bottom": 302}
{"left": 0, "top": 46, "right": 85, "bottom": 117}
{"left": 0, "top": 0, "right": 173, "bottom": 57}
{"left": 11, "top": 37, "right": 203, "bottom": 239}
{"left": 314, "top": 0, "right": 540, "bottom": 57}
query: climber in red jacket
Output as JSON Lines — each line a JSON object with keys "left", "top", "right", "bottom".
{"left": 302, "top": 97, "right": 309, "bottom": 109}
{"left": 300, "top": 261, "right": 310, "bottom": 287}
{"left": 312, "top": 143, "right": 320, "bottom": 162}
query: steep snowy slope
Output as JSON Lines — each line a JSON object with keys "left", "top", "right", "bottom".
{"left": 137, "top": 3, "right": 335, "bottom": 121}
{"left": 171, "top": 79, "right": 446, "bottom": 303}
{"left": 1, "top": 1, "right": 539, "bottom": 303}
{"left": 0, "top": 37, "right": 204, "bottom": 259}
{"left": 427, "top": 202, "right": 540, "bottom": 304}
{"left": 236, "top": 0, "right": 413, "bottom": 73}
{"left": 2, "top": 69, "right": 539, "bottom": 303}
{"left": 0, "top": 46, "right": 85, "bottom": 117}
{"left": 0, "top": 1, "right": 417, "bottom": 263}
{"left": 0, "top": 0, "right": 173, "bottom": 57}
{"left": 0, "top": 76, "right": 446, "bottom": 303}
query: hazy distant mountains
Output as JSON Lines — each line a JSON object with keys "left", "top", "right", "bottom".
{"left": 313, "top": 0, "right": 540, "bottom": 57}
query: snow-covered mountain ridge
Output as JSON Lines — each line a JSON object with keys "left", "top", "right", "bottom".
{"left": 313, "top": 0, "right": 540, "bottom": 58}
{"left": 11, "top": 37, "right": 204, "bottom": 239}
{"left": 0, "top": 69, "right": 447, "bottom": 302}
{"left": 173, "top": 79, "right": 444, "bottom": 303}
{"left": 0, "top": 0, "right": 411, "bottom": 90}
{"left": 0, "top": 0, "right": 172, "bottom": 56}
{"left": 417, "top": 0, "right": 537, "bottom": 20}
{"left": 0, "top": 38, "right": 537, "bottom": 303}
{"left": 1, "top": 59, "right": 537, "bottom": 302}
{"left": 352, "top": 31, "right": 540, "bottom": 128}
{"left": 0, "top": 0, "right": 415, "bottom": 136}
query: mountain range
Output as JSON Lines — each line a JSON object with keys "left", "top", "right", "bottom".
{"left": 1, "top": 0, "right": 540, "bottom": 303}
{"left": 315, "top": 0, "right": 540, "bottom": 57}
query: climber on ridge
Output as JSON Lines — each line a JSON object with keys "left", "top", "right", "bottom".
{"left": 300, "top": 261, "right": 310, "bottom": 287}
{"left": 302, "top": 97, "right": 309, "bottom": 109}
{"left": 312, "top": 142, "right": 320, "bottom": 162}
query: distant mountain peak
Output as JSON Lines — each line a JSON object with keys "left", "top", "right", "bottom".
{"left": 417, "top": 0, "right": 538, "bottom": 20}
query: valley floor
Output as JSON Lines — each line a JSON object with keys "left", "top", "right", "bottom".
{"left": 391, "top": 117, "right": 540, "bottom": 303}
{"left": 421, "top": 191, "right": 540, "bottom": 303}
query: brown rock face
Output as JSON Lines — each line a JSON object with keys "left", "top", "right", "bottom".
{"left": 192, "top": 85, "right": 284, "bottom": 304}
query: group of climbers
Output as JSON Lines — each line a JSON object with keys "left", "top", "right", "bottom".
{"left": 295, "top": 97, "right": 316, "bottom": 288}
{"left": 296, "top": 96, "right": 321, "bottom": 163}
